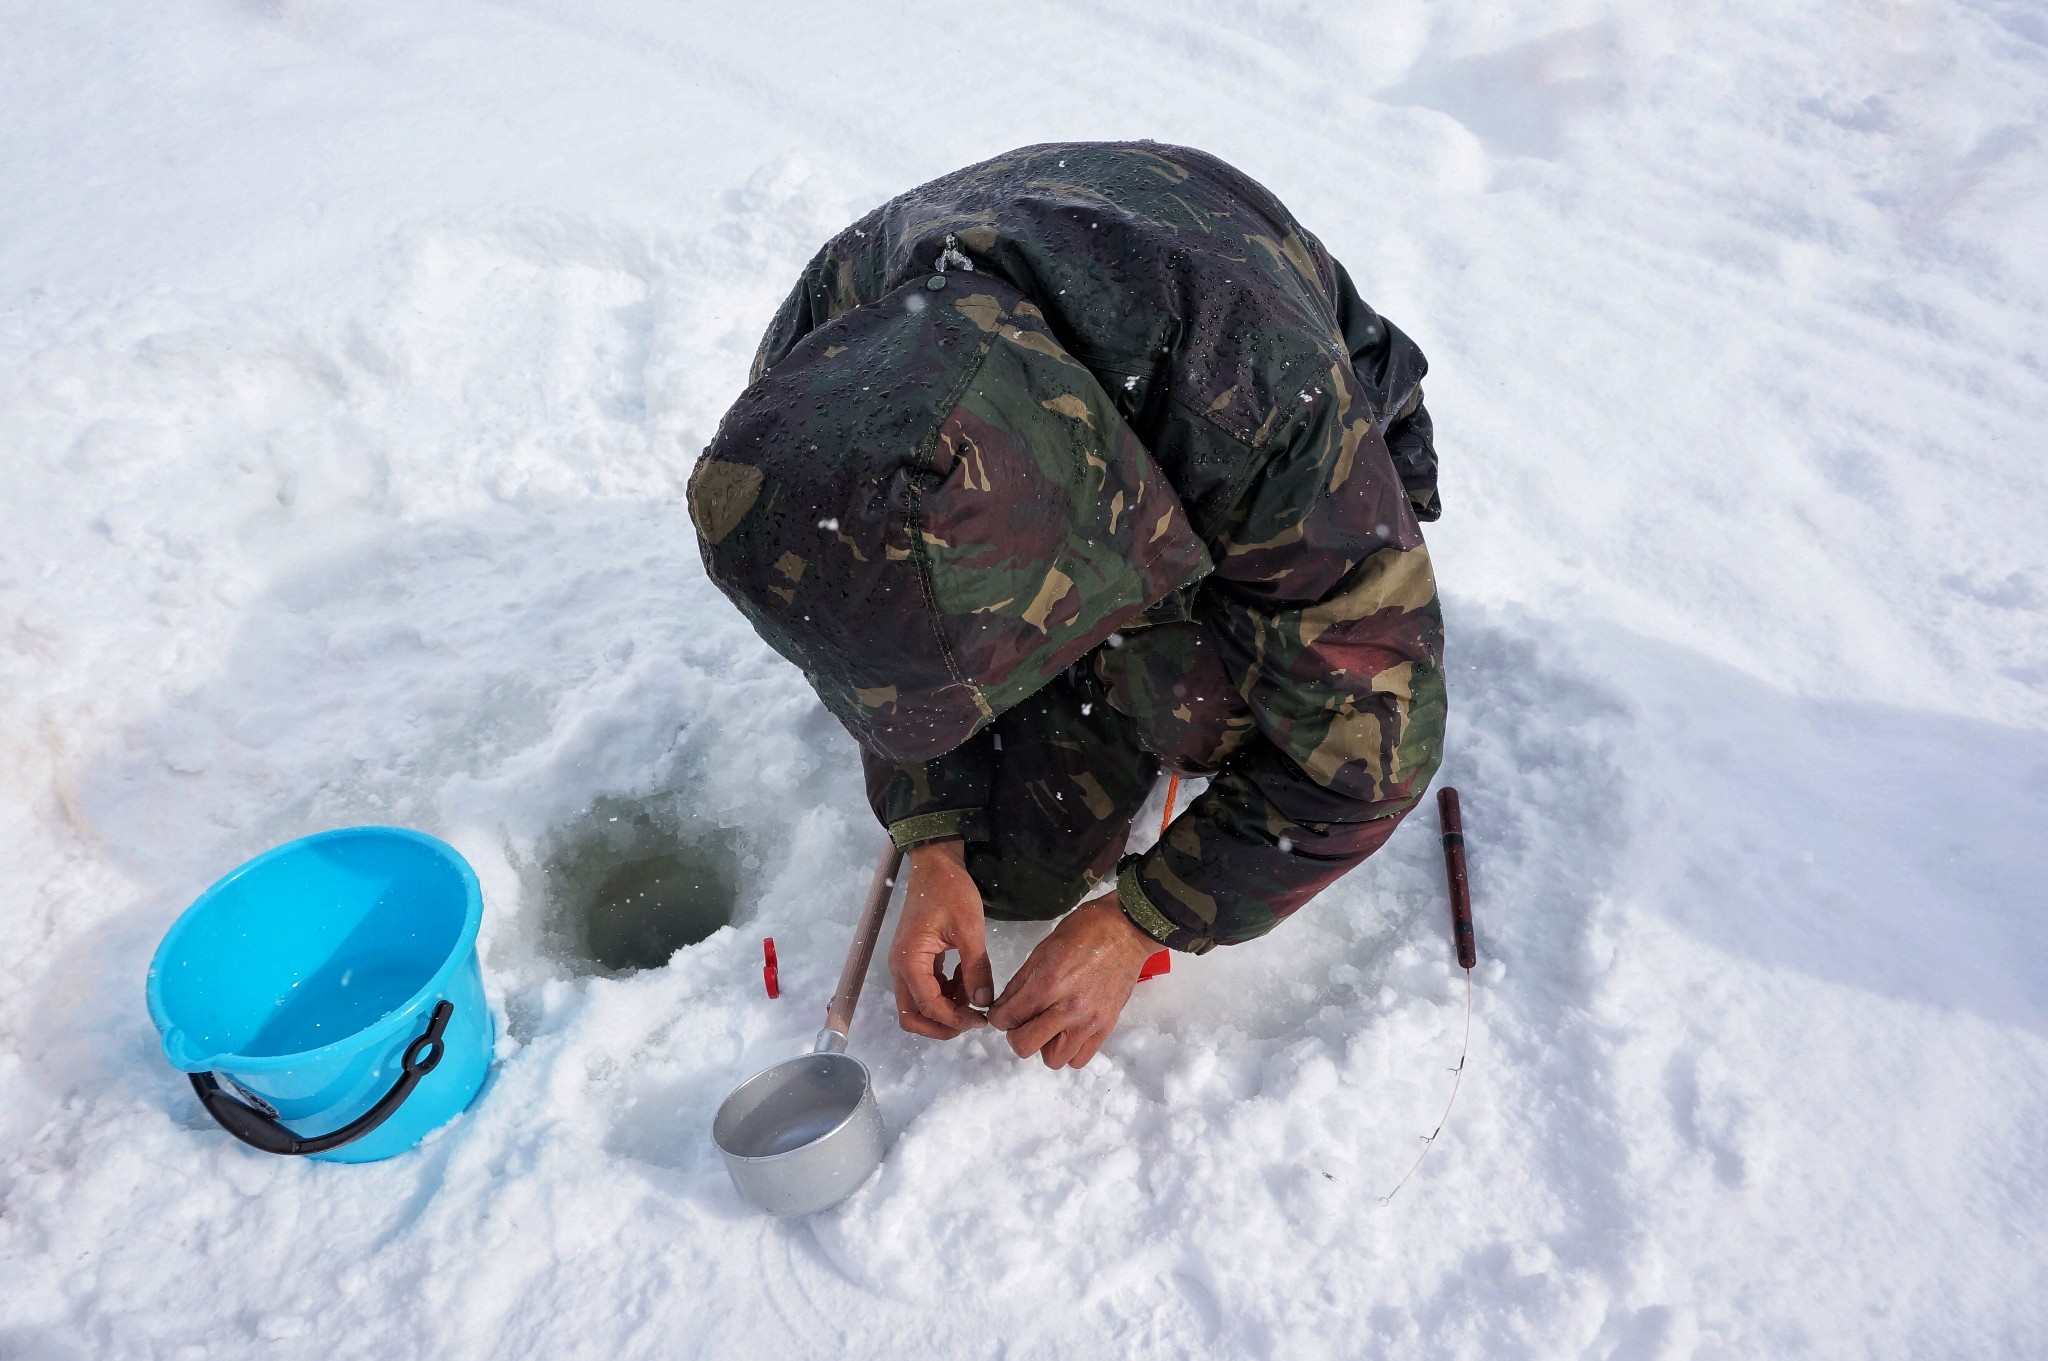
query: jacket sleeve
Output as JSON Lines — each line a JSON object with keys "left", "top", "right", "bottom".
{"left": 1115, "top": 357, "right": 1447, "bottom": 952}
{"left": 1333, "top": 261, "right": 1440, "bottom": 522}
{"left": 863, "top": 730, "right": 997, "bottom": 849}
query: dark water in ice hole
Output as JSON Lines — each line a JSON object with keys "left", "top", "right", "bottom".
{"left": 544, "top": 800, "right": 742, "bottom": 974}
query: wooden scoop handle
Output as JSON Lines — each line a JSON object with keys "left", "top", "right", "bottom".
{"left": 823, "top": 837, "right": 906, "bottom": 1043}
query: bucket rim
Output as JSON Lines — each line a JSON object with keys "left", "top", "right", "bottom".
{"left": 145, "top": 825, "right": 485, "bottom": 1075}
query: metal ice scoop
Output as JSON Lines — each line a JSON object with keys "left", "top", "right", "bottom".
{"left": 713, "top": 838, "right": 903, "bottom": 1216}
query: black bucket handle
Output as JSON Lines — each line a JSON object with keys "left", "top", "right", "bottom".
{"left": 189, "top": 1001, "right": 453, "bottom": 1156}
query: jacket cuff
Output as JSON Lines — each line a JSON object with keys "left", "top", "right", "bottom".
{"left": 1115, "top": 857, "right": 1218, "bottom": 955}
{"left": 888, "top": 808, "right": 990, "bottom": 850}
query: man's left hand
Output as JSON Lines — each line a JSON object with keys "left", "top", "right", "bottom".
{"left": 988, "top": 894, "right": 1160, "bottom": 1069}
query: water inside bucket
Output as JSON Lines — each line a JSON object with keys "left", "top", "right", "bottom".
{"left": 147, "top": 827, "right": 495, "bottom": 1163}
{"left": 542, "top": 798, "right": 742, "bottom": 974}
{"left": 243, "top": 955, "right": 426, "bottom": 1057}
{"left": 153, "top": 829, "right": 470, "bottom": 1064}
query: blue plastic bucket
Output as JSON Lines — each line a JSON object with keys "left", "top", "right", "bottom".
{"left": 146, "top": 827, "right": 494, "bottom": 1163}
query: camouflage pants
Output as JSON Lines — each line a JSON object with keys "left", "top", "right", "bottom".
{"left": 964, "top": 669, "right": 1163, "bottom": 920}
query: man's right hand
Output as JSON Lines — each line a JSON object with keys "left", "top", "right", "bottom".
{"left": 887, "top": 839, "right": 994, "bottom": 1039}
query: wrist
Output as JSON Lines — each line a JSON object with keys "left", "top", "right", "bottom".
{"left": 908, "top": 838, "right": 967, "bottom": 870}
{"left": 1083, "top": 895, "right": 1158, "bottom": 969}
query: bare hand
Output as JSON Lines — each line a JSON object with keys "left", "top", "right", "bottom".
{"left": 887, "top": 840, "right": 994, "bottom": 1040}
{"left": 988, "top": 894, "right": 1158, "bottom": 1069}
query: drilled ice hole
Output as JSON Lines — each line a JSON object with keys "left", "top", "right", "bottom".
{"left": 542, "top": 797, "right": 742, "bottom": 974}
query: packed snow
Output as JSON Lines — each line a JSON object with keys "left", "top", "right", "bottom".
{"left": 4, "top": 2, "right": 2046, "bottom": 1357}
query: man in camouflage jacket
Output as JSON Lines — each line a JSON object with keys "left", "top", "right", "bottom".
{"left": 690, "top": 142, "right": 1444, "bottom": 1069}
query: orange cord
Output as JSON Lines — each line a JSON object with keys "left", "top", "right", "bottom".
{"left": 1139, "top": 775, "right": 1183, "bottom": 982}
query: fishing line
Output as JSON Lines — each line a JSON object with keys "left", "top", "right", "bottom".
{"left": 1160, "top": 775, "right": 1481, "bottom": 1205}
{"left": 1378, "top": 964, "right": 1472, "bottom": 1207}
{"left": 1378, "top": 785, "right": 1479, "bottom": 1207}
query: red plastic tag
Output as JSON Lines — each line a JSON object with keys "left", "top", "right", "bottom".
{"left": 1138, "top": 949, "right": 1171, "bottom": 981}
{"left": 762, "top": 937, "right": 780, "bottom": 999}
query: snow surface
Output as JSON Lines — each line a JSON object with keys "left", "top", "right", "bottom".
{"left": 5, "top": 2, "right": 2047, "bottom": 1357}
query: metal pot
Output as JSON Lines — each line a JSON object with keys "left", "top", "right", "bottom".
{"left": 713, "top": 840, "right": 902, "bottom": 1216}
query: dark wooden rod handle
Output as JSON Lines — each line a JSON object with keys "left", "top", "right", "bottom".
{"left": 1437, "top": 787, "right": 1477, "bottom": 969}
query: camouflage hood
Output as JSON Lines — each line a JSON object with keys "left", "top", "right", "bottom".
{"left": 689, "top": 273, "right": 1211, "bottom": 763}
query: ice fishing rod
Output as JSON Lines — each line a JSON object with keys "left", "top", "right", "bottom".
{"left": 1379, "top": 785, "right": 1478, "bottom": 1206}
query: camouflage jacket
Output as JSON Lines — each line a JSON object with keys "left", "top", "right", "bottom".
{"left": 689, "top": 142, "right": 1445, "bottom": 951}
